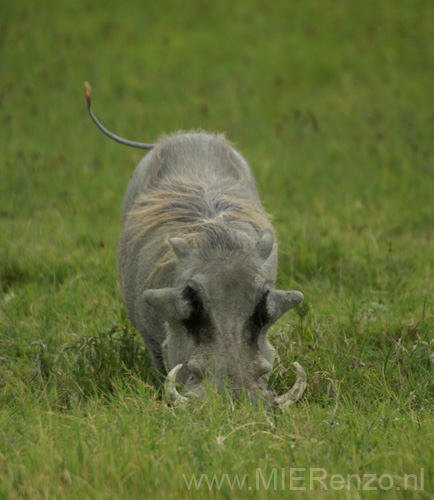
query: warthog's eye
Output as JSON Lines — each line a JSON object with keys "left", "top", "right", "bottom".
{"left": 251, "top": 291, "right": 270, "bottom": 331}
{"left": 182, "top": 285, "right": 206, "bottom": 342}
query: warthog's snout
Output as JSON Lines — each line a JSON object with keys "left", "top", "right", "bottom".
{"left": 165, "top": 362, "right": 307, "bottom": 410}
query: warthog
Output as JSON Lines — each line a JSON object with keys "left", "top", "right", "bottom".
{"left": 84, "top": 82, "right": 307, "bottom": 409}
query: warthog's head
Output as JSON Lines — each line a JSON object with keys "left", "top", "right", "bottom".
{"left": 143, "top": 230, "right": 306, "bottom": 409}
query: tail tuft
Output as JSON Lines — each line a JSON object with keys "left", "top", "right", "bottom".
{"left": 84, "top": 81, "right": 93, "bottom": 104}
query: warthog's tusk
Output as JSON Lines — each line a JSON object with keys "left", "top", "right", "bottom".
{"left": 274, "top": 362, "right": 307, "bottom": 409}
{"left": 165, "top": 364, "right": 190, "bottom": 406}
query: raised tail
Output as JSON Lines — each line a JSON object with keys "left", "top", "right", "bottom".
{"left": 84, "top": 82, "right": 154, "bottom": 150}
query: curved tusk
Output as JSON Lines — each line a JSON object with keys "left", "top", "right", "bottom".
{"left": 165, "top": 364, "right": 189, "bottom": 406}
{"left": 274, "top": 362, "right": 307, "bottom": 409}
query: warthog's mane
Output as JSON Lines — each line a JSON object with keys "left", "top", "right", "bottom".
{"left": 123, "top": 176, "right": 271, "bottom": 286}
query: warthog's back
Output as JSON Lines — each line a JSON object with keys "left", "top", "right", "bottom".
{"left": 120, "top": 132, "right": 259, "bottom": 222}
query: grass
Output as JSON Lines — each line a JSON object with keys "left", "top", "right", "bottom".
{"left": 1, "top": 0, "right": 433, "bottom": 498}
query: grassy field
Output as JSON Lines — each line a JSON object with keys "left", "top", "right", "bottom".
{"left": 1, "top": 0, "right": 433, "bottom": 498}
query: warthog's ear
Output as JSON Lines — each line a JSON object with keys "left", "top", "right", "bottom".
{"left": 269, "top": 290, "right": 304, "bottom": 321}
{"left": 143, "top": 287, "right": 193, "bottom": 322}
{"left": 256, "top": 229, "right": 275, "bottom": 263}
{"left": 168, "top": 237, "right": 194, "bottom": 262}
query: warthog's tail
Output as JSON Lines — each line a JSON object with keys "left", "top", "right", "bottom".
{"left": 84, "top": 82, "right": 154, "bottom": 150}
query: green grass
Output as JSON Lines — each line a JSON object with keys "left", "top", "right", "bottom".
{"left": 1, "top": 0, "right": 433, "bottom": 498}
